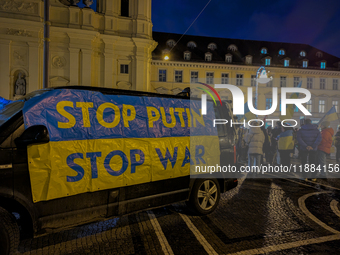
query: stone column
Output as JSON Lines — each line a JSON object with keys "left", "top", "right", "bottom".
{"left": 81, "top": 48, "right": 92, "bottom": 86}
{"left": 0, "top": 39, "right": 11, "bottom": 99}
{"left": 69, "top": 47, "right": 80, "bottom": 85}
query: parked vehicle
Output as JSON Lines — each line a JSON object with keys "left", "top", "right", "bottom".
{"left": 0, "top": 86, "right": 238, "bottom": 254}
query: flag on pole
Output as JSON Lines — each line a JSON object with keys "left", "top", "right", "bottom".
{"left": 280, "top": 81, "right": 302, "bottom": 121}
{"left": 317, "top": 106, "right": 339, "bottom": 127}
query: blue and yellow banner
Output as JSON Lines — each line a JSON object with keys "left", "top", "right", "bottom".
{"left": 23, "top": 89, "right": 219, "bottom": 202}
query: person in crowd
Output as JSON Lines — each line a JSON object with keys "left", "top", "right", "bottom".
{"left": 261, "top": 125, "right": 271, "bottom": 164}
{"left": 278, "top": 126, "right": 294, "bottom": 167}
{"left": 271, "top": 121, "right": 282, "bottom": 164}
{"left": 245, "top": 121, "right": 265, "bottom": 167}
{"left": 317, "top": 121, "right": 334, "bottom": 169}
{"left": 297, "top": 119, "right": 322, "bottom": 167}
{"left": 334, "top": 126, "right": 340, "bottom": 163}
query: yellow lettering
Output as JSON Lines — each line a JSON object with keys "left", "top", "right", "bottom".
{"left": 123, "top": 104, "right": 136, "bottom": 127}
{"left": 191, "top": 109, "right": 205, "bottom": 127}
{"left": 185, "top": 108, "right": 191, "bottom": 128}
{"left": 56, "top": 101, "right": 76, "bottom": 129}
{"left": 97, "top": 103, "right": 120, "bottom": 128}
{"left": 76, "top": 102, "right": 93, "bottom": 127}
{"left": 160, "top": 107, "right": 176, "bottom": 128}
{"left": 175, "top": 108, "right": 185, "bottom": 127}
{"left": 147, "top": 107, "right": 160, "bottom": 128}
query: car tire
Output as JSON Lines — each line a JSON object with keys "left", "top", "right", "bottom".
{"left": 187, "top": 178, "right": 220, "bottom": 215}
{"left": 0, "top": 207, "right": 20, "bottom": 255}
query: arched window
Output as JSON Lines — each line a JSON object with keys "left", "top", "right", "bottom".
{"left": 300, "top": 51, "right": 306, "bottom": 57}
{"left": 166, "top": 39, "right": 176, "bottom": 48}
{"left": 187, "top": 41, "right": 197, "bottom": 49}
{"left": 261, "top": 48, "right": 267, "bottom": 54}
{"left": 278, "top": 49, "right": 285, "bottom": 56}
{"left": 207, "top": 43, "right": 217, "bottom": 50}
{"left": 316, "top": 51, "right": 323, "bottom": 58}
{"left": 228, "top": 44, "right": 238, "bottom": 52}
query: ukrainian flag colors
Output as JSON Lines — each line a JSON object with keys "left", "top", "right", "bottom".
{"left": 278, "top": 130, "right": 294, "bottom": 150}
{"left": 318, "top": 106, "right": 339, "bottom": 126}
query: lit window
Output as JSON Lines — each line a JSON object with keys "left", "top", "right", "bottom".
{"left": 205, "top": 53, "right": 212, "bottom": 62}
{"left": 166, "top": 39, "right": 176, "bottom": 48}
{"left": 279, "top": 49, "right": 285, "bottom": 55}
{"left": 294, "top": 77, "right": 300, "bottom": 87}
{"left": 236, "top": 74, "right": 243, "bottom": 86}
{"left": 333, "top": 101, "right": 338, "bottom": 112}
{"left": 316, "top": 51, "right": 323, "bottom": 58}
{"left": 266, "top": 98, "right": 272, "bottom": 110}
{"left": 280, "top": 76, "right": 287, "bottom": 87}
{"left": 303, "top": 60, "right": 308, "bottom": 68}
{"left": 321, "top": 61, "right": 326, "bottom": 69}
{"left": 284, "top": 59, "right": 290, "bottom": 67}
{"left": 320, "top": 78, "right": 326, "bottom": 90}
{"left": 120, "top": 64, "right": 129, "bottom": 74}
{"left": 319, "top": 100, "right": 325, "bottom": 113}
{"left": 300, "top": 51, "right": 306, "bottom": 57}
{"left": 190, "top": 71, "right": 198, "bottom": 83}
{"left": 174, "top": 70, "right": 183, "bottom": 83}
{"left": 251, "top": 75, "right": 256, "bottom": 87}
{"left": 206, "top": 72, "right": 214, "bottom": 84}
{"left": 333, "top": 79, "right": 339, "bottom": 90}
{"left": 294, "top": 106, "right": 299, "bottom": 112}
{"left": 221, "top": 73, "right": 229, "bottom": 84}
{"left": 184, "top": 51, "right": 191, "bottom": 60}
{"left": 187, "top": 41, "right": 197, "bottom": 49}
{"left": 261, "top": 48, "right": 267, "bottom": 54}
{"left": 225, "top": 54, "right": 232, "bottom": 63}
{"left": 207, "top": 43, "right": 217, "bottom": 50}
{"left": 246, "top": 56, "right": 252, "bottom": 65}
{"left": 159, "top": 69, "right": 166, "bottom": 82}
{"left": 228, "top": 44, "right": 238, "bottom": 51}
{"left": 306, "top": 100, "right": 312, "bottom": 113}
{"left": 307, "top": 77, "right": 313, "bottom": 89}
{"left": 265, "top": 58, "right": 271, "bottom": 66}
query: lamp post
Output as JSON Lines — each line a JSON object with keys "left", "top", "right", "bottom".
{"left": 43, "top": 0, "right": 50, "bottom": 88}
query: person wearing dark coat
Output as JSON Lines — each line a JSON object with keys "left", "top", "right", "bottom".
{"left": 297, "top": 119, "right": 322, "bottom": 166}
{"left": 334, "top": 126, "right": 340, "bottom": 163}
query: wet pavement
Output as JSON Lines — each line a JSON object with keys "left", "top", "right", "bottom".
{"left": 17, "top": 176, "right": 340, "bottom": 255}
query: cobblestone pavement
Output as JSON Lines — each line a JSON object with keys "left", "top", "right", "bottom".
{"left": 17, "top": 176, "right": 340, "bottom": 255}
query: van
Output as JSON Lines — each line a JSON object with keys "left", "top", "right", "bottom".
{"left": 0, "top": 86, "right": 238, "bottom": 254}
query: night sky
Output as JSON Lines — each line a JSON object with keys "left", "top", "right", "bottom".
{"left": 152, "top": 0, "right": 340, "bottom": 58}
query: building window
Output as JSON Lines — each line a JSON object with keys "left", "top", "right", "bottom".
{"left": 284, "top": 59, "right": 290, "bottom": 67}
{"left": 166, "top": 39, "right": 176, "bottom": 48}
{"left": 279, "top": 49, "right": 285, "bottom": 55}
{"left": 265, "top": 58, "right": 271, "bottom": 66}
{"left": 280, "top": 76, "right": 287, "bottom": 87}
{"left": 187, "top": 41, "right": 197, "bottom": 49}
{"left": 320, "top": 78, "right": 326, "bottom": 90}
{"left": 121, "top": 0, "right": 129, "bottom": 17}
{"left": 190, "top": 71, "right": 198, "bottom": 83}
{"left": 261, "top": 48, "right": 267, "bottom": 54}
{"left": 267, "top": 80, "right": 273, "bottom": 87}
{"left": 207, "top": 43, "right": 217, "bottom": 50}
{"left": 225, "top": 54, "right": 232, "bottom": 63}
{"left": 303, "top": 60, "right": 308, "bottom": 68}
{"left": 205, "top": 53, "right": 212, "bottom": 62}
{"left": 184, "top": 52, "right": 191, "bottom": 60}
{"left": 319, "top": 100, "right": 325, "bottom": 113}
{"left": 321, "top": 61, "right": 326, "bottom": 69}
{"left": 307, "top": 77, "right": 313, "bottom": 89}
{"left": 206, "top": 72, "right": 214, "bottom": 84}
{"left": 221, "top": 73, "right": 229, "bottom": 84}
{"left": 236, "top": 74, "right": 243, "bottom": 86}
{"left": 159, "top": 69, "right": 166, "bottom": 82}
{"left": 300, "top": 51, "right": 306, "bottom": 57}
{"left": 294, "top": 77, "right": 300, "bottom": 87}
{"left": 306, "top": 100, "right": 312, "bottom": 113}
{"left": 175, "top": 70, "right": 183, "bottom": 83}
{"left": 228, "top": 44, "right": 238, "bottom": 51}
{"left": 251, "top": 75, "right": 256, "bottom": 87}
{"left": 120, "top": 64, "right": 129, "bottom": 74}
{"left": 266, "top": 98, "right": 272, "bottom": 110}
{"left": 333, "top": 101, "right": 338, "bottom": 112}
{"left": 333, "top": 79, "right": 339, "bottom": 90}
{"left": 316, "top": 51, "right": 323, "bottom": 58}
{"left": 246, "top": 56, "right": 252, "bottom": 65}
{"left": 294, "top": 106, "right": 299, "bottom": 112}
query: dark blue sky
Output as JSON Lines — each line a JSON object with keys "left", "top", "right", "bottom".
{"left": 152, "top": 0, "right": 340, "bottom": 58}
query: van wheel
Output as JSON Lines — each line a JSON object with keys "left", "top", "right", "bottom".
{"left": 187, "top": 179, "right": 220, "bottom": 215}
{"left": 0, "top": 207, "right": 20, "bottom": 255}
